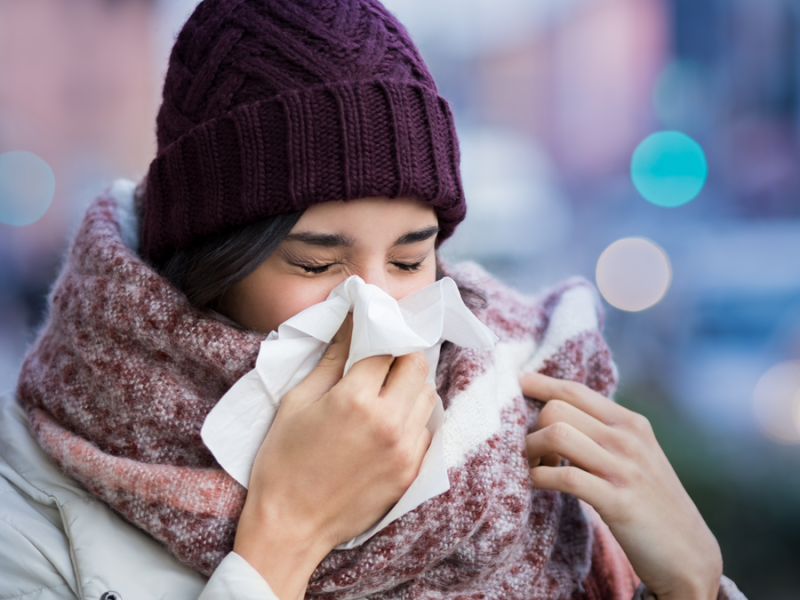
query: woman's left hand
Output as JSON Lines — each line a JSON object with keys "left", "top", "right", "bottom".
{"left": 520, "top": 372, "right": 722, "bottom": 600}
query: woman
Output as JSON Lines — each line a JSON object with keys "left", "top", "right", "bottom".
{"left": 0, "top": 1, "right": 744, "bottom": 599}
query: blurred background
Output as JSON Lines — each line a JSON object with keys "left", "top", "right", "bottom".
{"left": 1, "top": 0, "right": 798, "bottom": 596}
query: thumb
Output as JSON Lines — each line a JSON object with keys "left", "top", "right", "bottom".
{"left": 280, "top": 314, "right": 353, "bottom": 413}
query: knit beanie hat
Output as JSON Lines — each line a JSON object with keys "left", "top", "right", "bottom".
{"left": 142, "top": 0, "right": 465, "bottom": 264}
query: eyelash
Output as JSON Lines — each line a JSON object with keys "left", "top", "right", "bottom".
{"left": 298, "top": 261, "right": 423, "bottom": 274}
{"left": 301, "top": 264, "right": 332, "bottom": 274}
{"left": 394, "top": 261, "right": 422, "bottom": 272}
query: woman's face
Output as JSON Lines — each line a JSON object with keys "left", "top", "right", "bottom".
{"left": 223, "top": 197, "right": 439, "bottom": 333}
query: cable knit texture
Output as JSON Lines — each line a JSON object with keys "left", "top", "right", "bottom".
{"left": 16, "top": 188, "right": 644, "bottom": 598}
{"left": 143, "top": 0, "right": 465, "bottom": 263}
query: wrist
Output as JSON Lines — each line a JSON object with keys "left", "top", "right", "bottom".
{"left": 653, "top": 573, "right": 721, "bottom": 600}
{"left": 647, "top": 535, "right": 722, "bottom": 600}
{"left": 234, "top": 499, "right": 332, "bottom": 600}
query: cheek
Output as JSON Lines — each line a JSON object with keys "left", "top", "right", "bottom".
{"left": 258, "top": 279, "right": 335, "bottom": 332}
{"left": 389, "top": 262, "right": 438, "bottom": 301}
{"left": 227, "top": 272, "right": 337, "bottom": 333}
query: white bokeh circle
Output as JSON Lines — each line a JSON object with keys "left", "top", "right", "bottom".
{"left": 595, "top": 238, "right": 672, "bottom": 312}
{"left": 0, "top": 150, "right": 56, "bottom": 226}
{"left": 753, "top": 360, "right": 800, "bottom": 444}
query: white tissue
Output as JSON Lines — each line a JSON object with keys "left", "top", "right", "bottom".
{"left": 201, "top": 276, "right": 497, "bottom": 548}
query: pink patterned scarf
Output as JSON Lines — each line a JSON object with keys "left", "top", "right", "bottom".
{"left": 17, "top": 186, "right": 636, "bottom": 599}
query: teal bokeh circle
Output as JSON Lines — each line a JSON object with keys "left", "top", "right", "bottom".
{"left": 631, "top": 131, "right": 707, "bottom": 207}
{"left": 0, "top": 150, "right": 56, "bottom": 226}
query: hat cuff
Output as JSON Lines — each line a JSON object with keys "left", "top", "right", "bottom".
{"left": 143, "top": 81, "right": 464, "bottom": 263}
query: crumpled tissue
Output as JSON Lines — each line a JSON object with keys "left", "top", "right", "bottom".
{"left": 201, "top": 275, "right": 497, "bottom": 548}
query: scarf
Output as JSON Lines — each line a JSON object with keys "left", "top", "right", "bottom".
{"left": 17, "top": 184, "right": 637, "bottom": 599}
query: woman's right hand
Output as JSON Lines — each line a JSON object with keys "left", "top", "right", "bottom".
{"left": 233, "top": 316, "right": 437, "bottom": 600}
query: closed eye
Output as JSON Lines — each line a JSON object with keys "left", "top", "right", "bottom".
{"left": 393, "top": 261, "right": 422, "bottom": 272}
{"left": 299, "top": 263, "right": 333, "bottom": 274}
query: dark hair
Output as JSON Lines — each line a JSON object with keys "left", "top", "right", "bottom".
{"left": 156, "top": 211, "right": 303, "bottom": 315}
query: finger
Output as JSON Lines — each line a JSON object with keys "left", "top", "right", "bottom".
{"left": 390, "top": 424, "right": 432, "bottom": 493}
{"left": 283, "top": 316, "right": 353, "bottom": 411}
{"left": 382, "top": 351, "right": 430, "bottom": 418}
{"left": 337, "top": 353, "right": 396, "bottom": 400}
{"left": 526, "top": 422, "right": 615, "bottom": 476}
{"left": 519, "top": 372, "right": 622, "bottom": 424}
{"left": 529, "top": 465, "right": 615, "bottom": 511}
{"left": 532, "top": 399, "right": 608, "bottom": 442}
{"left": 403, "top": 382, "right": 438, "bottom": 434}
{"left": 411, "top": 425, "right": 432, "bottom": 467}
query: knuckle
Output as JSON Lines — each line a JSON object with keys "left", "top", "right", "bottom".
{"left": 374, "top": 419, "right": 403, "bottom": 447}
{"left": 609, "top": 458, "right": 645, "bottom": 493}
{"left": 318, "top": 343, "right": 345, "bottom": 368}
{"left": 628, "top": 412, "right": 653, "bottom": 437}
{"left": 407, "top": 351, "right": 430, "bottom": 378}
{"left": 546, "top": 422, "right": 573, "bottom": 445}
{"left": 558, "top": 380, "right": 587, "bottom": 402}
{"left": 319, "top": 347, "right": 337, "bottom": 364}
{"left": 608, "top": 424, "right": 641, "bottom": 458}
{"left": 604, "top": 428, "right": 631, "bottom": 456}
{"left": 614, "top": 431, "right": 642, "bottom": 457}
{"left": 608, "top": 461, "right": 634, "bottom": 488}
{"left": 541, "top": 399, "right": 568, "bottom": 423}
{"left": 422, "top": 382, "right": 438, "bottom": 405}
{"left": 562, "top": 466, "right": 584, "bottom": 490}
{"left": 339, "top": 388, "right": 372, "bottom": 414}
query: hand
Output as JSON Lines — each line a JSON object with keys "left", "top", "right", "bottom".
{"left": 520, "top": 372, "right": 722, "bottom": 600}
{"left": 234, "top": 316, "right": 436, "bottom": 600}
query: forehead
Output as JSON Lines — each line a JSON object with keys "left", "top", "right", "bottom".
{"left": 291, "top": 197, "right": 437, "bottom": 232}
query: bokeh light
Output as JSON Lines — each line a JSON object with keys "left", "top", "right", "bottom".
{"left": 631, "top": 131, "right": 707, "bottom": 207}
{"left": 0, "top": 151, "right": 56, "bottom": 226}
{"left": 596, "top": 238, "right": 672, "bottom": 312}
{"left": 752, "top": 360, "right": 800, "bottom": 444}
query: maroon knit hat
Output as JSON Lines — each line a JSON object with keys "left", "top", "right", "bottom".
{"left": 141, "top": 0, "right": 465, "bottom": 263}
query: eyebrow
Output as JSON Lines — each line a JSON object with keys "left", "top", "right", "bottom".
{"left": 283, "top": 225, "right": 440, "bottom": 248}
{"left": 282, "top": 232, "right": 352, "bottom": 247}
{"left": 394, "top": 225, "right": 439, "bottom": 245}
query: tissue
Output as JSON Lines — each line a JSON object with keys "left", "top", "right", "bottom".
{"left": 201, "top": 275, "right": 497, "bottom": 547}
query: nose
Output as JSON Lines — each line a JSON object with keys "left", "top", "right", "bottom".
{"left": 357, "top": 262, "right": 392, "bottom": 296}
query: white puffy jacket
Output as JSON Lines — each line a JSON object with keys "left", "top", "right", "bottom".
{"left": 0, "top": 393, "right": 280, "bottom": 600}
